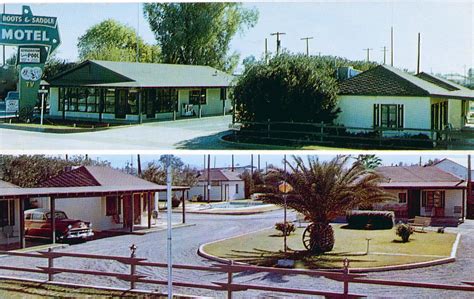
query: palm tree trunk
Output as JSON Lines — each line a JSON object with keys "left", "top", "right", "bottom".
{"left": 309, "top": 222, "right": 335, "bottom": 253}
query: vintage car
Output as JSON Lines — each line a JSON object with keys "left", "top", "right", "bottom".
{"left": 25, "top": 208, "right": 94, "bottom": 242}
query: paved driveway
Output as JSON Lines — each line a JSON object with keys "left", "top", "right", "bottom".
{"left": 0, "top": 116, "right": 247, "bottom": 151}
{"left": 1, "top": 213, "right": 473, "bottom": 298}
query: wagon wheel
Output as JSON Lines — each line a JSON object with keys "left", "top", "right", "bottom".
{"left": 302, "top": 223, "right": 315, "bottom": 250}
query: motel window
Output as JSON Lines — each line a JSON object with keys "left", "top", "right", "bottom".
{"left": 59, "top": 87, "right": 101, "bottom": 113}
{"left": 220, "top": 88, "right": 227, "bottom": 101}
{"left": 127, "top": 91, "right": 139, "bottom": 114}
{"left": 106, "top": 196, "right": 121, "bottom": 216}
{"left": 422, "top": 191, "right": 445, "bottom": 209}
{"left": 0, "top": 200, "right": 15, "bottom": 227}
{"left": 189, "top": 89, "right": 206, "bottom": 105}
{"left": 235, "top": 184, "right": 239, "bottom": 194}
{"left": 373, "top": 104, "right": 404, "bottom": 128}
{"left": 398, "top": 193, "right": 407, "bottom": 204}
{"left": 105, "top": 89, "right": 115, "bottom": 113}
{"left": 156, "top": 88, "right": 177, "bottom": 113}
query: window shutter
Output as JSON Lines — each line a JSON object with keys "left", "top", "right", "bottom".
{"left": 397, "top": 104, "right": 404, "bottom": 128}
{"left": 373, "top": 104, "right": 380, "bottom": 127}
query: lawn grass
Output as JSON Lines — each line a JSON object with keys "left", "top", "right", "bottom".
{"left": 0, "top": 279, "right": 141, "bottom": 298}
{"left": 202, "top": 224, "right": 457, "bottom": 269}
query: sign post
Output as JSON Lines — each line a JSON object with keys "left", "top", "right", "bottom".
{"left": 0, "top": 5, "right": 60, "bottom": 113}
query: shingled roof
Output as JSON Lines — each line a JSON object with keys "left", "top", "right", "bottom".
{"left": 40, "top": 166, "right": 158, "bottom": 188}
{"left": 376, "top": 165, "right": 466, "bottom": 188}
{"left": 49, "top": 60, "right": 234, "bottom": 88}
{"left": 198, "top": 169, "right": 243, "bottom": 182}
{"left": 339, "top": 65, "right": 474, "bottom": 100}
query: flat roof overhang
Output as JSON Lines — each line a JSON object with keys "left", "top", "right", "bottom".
{"left": 0, "top": 185, "right": 189, "bottom": 200}
{"left": 49, "top": 83, "right": 233, "bottom": 89}
{"left": 380, "top": 181, "right": 467, "bottom": 189}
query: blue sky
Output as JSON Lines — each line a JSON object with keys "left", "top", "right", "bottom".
{"left": 86, "top": 153, "right": 471, "bottom": 170}
{"left": 2, "top": 1, "right": 473, "bottom": 75}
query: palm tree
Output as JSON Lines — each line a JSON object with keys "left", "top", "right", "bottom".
{"left": 263, "top": 155, "right": 393, "bottom": 254}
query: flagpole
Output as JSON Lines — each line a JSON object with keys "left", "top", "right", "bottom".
{"left": 166, "top": 164, "right": 173, "bottom": 299}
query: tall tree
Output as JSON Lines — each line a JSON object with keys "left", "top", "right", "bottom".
{"left": 263, "top": 155, "right": 393, "bottom": 253}
{"left": 143, "top": 3, "right": 258, "bottom": 72}
{"left": 77, "top": 19, "right": 161, "bottom": 63}
{"left": 142, "top": 155, "right": 198, "bottom": 187}
{"left": 0, "top": 155, "right": 110, "bottom": 187}
{"left": 355, "top": 154, "right": 382, "bottom": 169}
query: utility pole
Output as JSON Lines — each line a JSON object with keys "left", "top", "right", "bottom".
{"left": 381, "top": 46, "right": 388, "bottom": 65}
{"left": 363, "top": 48, "right": 373, "bottom": 62}
{"left": 231, "top": 155, "right": 234, "bottom": 172}
{"left": 136, "top": 3, "right": 140, "bottom": 63}
{"left": 417, "top": 32, "right": 421, "bottom": 74}
{"left": 264, "top": 38, "right": 268, "bottom": 64}
{"left": 250, "top": 154, "right": 254, "bottom": 176}
{"left": 270, "top": 32, "right": 286, "bottom": 56}
{"left": 390, "top": 26, "right": 394, "bottom": 66}
{"left": 258, "top": 154, "right": 261, "bottom": 172}
{"left": 207, "top": 154, "right": 211, "bottom": 204}
{"left": 300, "top": 36, "right": 314, "bottom": 56}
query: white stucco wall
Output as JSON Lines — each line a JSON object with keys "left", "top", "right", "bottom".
{"left": 34, "top": 196, "right": 123, "bottom": 231}
{"left": 0, "top": 199, "right": 20, "bottom": 245}
{"left": 447, "top": 99, "right": 463, "bottom": 129}
{"left": 337, "top": 95, "right": 432, "bottom": 130}
{"left": 373, "top": 188, "right": 464, "bottom": 218}
{"left": 189, "top": 180, "right": 245, "bottom": 201}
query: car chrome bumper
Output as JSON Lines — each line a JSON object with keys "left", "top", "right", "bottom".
{"left": 65, "top": 230, "right": 94, "bottom": 239}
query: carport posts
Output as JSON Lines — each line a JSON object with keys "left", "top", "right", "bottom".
{"left": 147, "top": 192, "right": 152, "bottom": 229}
{"left": 181, "top": 189, "right": 186, "bottom": 224}
{"left": 50, "top": 197, "right": 56, "bottom": 244}
{"left": 19, "top": 197, "right": 26, "bottom": 249}
{"left": 130, "top": 194, "right": 134, "bottom": 233}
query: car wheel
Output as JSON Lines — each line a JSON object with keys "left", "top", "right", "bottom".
{"left": 55, "top": 233, "right": 63, "bottom": 243}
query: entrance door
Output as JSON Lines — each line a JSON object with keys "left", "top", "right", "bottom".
{"left": 123, "top": 195, "right": 132, "bottom": 229}
{"left": 115, "top": 89, "right": 128, "bottom": 119}
{"left": 407, "top": 189, "right": 421, "bottom": 218}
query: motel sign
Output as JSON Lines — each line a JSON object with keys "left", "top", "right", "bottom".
{"left": 0, "top": 6, "right": 60, "bottom": 112}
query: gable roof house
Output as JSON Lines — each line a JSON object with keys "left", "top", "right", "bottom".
{"left": 336, "top": 65, "right": 474, "bottom": 139}
{"left": 188, "top": 168, "right": 245, "bottom": 201}
{"left": 47, "top": 60, "right": 235, "bottom": 123}
{"left": 374, "top": 165, "right": 467, "bottom": 226}
{"left": 0, "top": 166, "right": 188, "bottom": 249}
{"left": 433, "top": 158, "right": 474, "bottom": 219}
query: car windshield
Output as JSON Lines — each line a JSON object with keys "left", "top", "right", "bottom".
{"left": 46, "top": 211, "right": 68, "bottom": 220}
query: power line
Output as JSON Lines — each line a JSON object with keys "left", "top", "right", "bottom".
{"left": 270, "top": 32, "right": 286, "bottom": 56}
{"left": 300, "top": 36, "right": 314, "bottom": 56}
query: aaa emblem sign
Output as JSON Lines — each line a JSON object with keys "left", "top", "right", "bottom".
{"left": 0, "top": 5, "right": 61, "bottom": 54}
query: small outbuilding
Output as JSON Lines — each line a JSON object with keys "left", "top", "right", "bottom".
{"left": 189, "top": 168, "right": 245, "bottom": 201}
{"left": 337, "top": 65, "right": 474, "bottom": 135}
{"left": 375, "top": 165, "right": 467, "bottom": 226}
{"left": 47, "top": 60, "right": 234, "bottom": 123}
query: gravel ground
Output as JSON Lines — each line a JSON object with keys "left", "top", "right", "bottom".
{"left": 1, "top": 212, "right": 473, "bottom": 298}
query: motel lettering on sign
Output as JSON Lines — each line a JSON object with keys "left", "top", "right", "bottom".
{"left": 0, "top": 6, "right": 60, "bottom": 53}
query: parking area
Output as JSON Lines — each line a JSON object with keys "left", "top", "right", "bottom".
{"left": 0, "top": 115, "right": 237, "bottom": 150}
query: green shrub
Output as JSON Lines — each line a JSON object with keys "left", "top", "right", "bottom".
{"left": 275, "top": 222, "right": 296, "bottom": 236}
{"left": 396, "top": 224, "right": 414, "bottom": 242}
{"left": 346, "top": 210, "right": 395, "bottom": 229}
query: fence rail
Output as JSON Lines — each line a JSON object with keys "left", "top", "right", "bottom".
{"left": 231, "top": 120, "right": 474, "bottom": 149}
{"left": 0, "top": 247, "right": 474, "bottom": 298}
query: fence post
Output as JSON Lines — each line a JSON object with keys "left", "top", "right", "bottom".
{"left": 267, "top": 119, "right": 271, "bottom": 139}
{"left": 47, "top": 248, "right": 54, "bottom": 282}
{"left": 320, "top": 121, "right": 324, "bottom": 142}
{"left": 130, "top": 244, "right": 137, "bottom": 290}
{"left": 343, "top": 258, "right": 350, "bottom": 299}
{"left": 227, "top": 260, "right": 234, "bottom": 299}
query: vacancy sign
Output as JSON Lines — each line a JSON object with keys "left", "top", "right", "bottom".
{"left": 0, "top": 6, "right": 61, "bottom": 54}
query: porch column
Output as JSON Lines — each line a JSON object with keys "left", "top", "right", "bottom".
{"left": 147, "top": 192, "right": 152, "bottom": 229}
{"left": 19, "top": 197, "right": 25, "bottom": 249}
{"left": 138, "top": 90, "right": 143, "bottom": 124}
{"left": 462, "top": 188, "right": 466, "bottom": 221}
{"left": 130, "top": 194, "right": 134, "bottom": 233}
{"left": 182, "top": 189, "right": 186, "bottom": 224}
{"left": 50, "top": 197, "right": 56, "bottom": 244}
